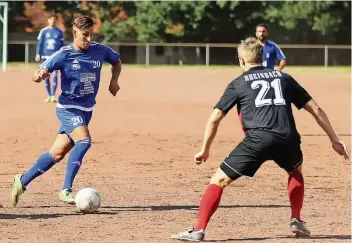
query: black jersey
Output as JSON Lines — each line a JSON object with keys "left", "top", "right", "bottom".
{"left": 215, "top": 66, "right": 312, "bottom": 137}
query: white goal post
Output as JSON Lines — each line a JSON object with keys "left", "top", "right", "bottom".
{"left": 0, "top": 2, "right": 8, "bottom": 72}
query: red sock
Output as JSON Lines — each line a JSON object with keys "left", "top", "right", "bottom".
{"left": 194, "top": 184, "right": 223, "bottom": 231}
{"left": 287, "top": 171, "right": 304, "bottom": 221}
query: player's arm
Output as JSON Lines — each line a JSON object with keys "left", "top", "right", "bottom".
{"left": 302, "top": 100, "right": 349, "bottom": 159}
{"left": 59, "top": 30, "right": 65, "bottom": 48}
{"left": 35, "top": 29, "right": 44, "bottom": 62}
{"left": 195, "top": 108, "right": 226, "bottom": 163}
{"left": 103, "top": 44, "right": 122, "bottom": 96}
{"left": 278, "top": 59, "right": 286, "bottom": 71}
{"left": 195, "top": 82, "right": 238, "bottom": 164}
{"left": 109, "top": 59, "right": 122, "bottom": 96}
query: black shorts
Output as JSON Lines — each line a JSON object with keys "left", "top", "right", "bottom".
{"left": 220, "top": 130, "right": 303, "bottom": 179}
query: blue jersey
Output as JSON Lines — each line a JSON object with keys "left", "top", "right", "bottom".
{"left": 262, "top": 40, "right": 286, "bottom": 70}
{"left": 36, "top": 27, "right": 65, "bottom": 59}
{"left": 40, "top": 42, "right": 120, "bottom": 111}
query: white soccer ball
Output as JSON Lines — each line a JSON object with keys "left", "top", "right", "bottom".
{"left": 75, "top": 188, "right": 101, "bottom": 213}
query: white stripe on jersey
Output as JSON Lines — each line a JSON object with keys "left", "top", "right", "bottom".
{"left": 40, "top": 45, "right": 72, "bottom": 68}
{"left": 56, "top": 103, "right": 95, "bottom": 112}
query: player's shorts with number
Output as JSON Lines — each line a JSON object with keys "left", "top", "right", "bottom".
{"left": 56, "top": 107, "right": 93, "bottom": 134}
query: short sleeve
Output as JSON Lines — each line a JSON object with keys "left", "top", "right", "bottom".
{"left": 102, "top": 44, "right": 120, "bottom": 65}
{"left": 214, "top": 82, "right": 238, "bottom": 114}
{"left": 40, "top": 49, "right": 65, "bottom": 72}
{"left": 274, "top": 44, "right": 286, "bottom": 60}
{"left": 289, "top": 76, "right": 312, "bottom": 110}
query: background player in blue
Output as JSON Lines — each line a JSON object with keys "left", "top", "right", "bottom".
{"left": 35, "top": 14, "right": 65, "bottom": 103}
{"left": 256, "top": 23, "right": 287, "bottom": 71}
{"left": 171, "top": 37, "right": 349, "bottom": 241}
{"left": 11, "top": 16, "right": 122, "bottom": 206}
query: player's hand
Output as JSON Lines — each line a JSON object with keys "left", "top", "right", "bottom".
{"left": 332, "top": 139, "right": 349, "bottom": 160}
{"left": 109, "top": 81, "right": 120, "bottom": 96}
{"left": 35, "top": 54, "right": 41, "bottom": 62}
{"left": 194, "top": 150, "right": 210, "bottom": 165}
{"left": 33, "top": 68, "right": 50, "bottom": 82}
{"left": 39, "top": 68, "right": 50, "bottom": 80}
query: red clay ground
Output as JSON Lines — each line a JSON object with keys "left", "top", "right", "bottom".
{"left": 0, "top": 66, "right": 350, "bottom": 243}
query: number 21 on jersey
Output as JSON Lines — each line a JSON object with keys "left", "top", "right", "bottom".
{"left": 251, "top": 78, "right": 286, "bottom": 107}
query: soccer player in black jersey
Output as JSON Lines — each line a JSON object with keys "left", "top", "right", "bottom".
{"left": 171, "top": 37, "right": 349, "bottom": 241}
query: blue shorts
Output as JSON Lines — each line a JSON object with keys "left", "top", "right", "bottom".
{"left": 56, "top": 107, "right": 93, "bottom": 135}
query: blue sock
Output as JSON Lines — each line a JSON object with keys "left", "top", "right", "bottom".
{"left": 62, "top": 139, "right": 92, "bottom": 190}
{"left": 21, "top": 152, "right": 58, "bottom": 187}
{"left": 52, "top": 71, "right": 58, "bottom": 96}
{"left": 44, "top": 77, "right": 51, "bottom": 96}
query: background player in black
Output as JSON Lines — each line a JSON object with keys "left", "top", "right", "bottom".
{"left": 171, "top": 37, "right": 349, "bottom": 241}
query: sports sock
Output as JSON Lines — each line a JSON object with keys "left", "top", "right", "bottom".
{"left": 194, "top": 184, "right": 223, "bottom": 231}
{"left": 62, "top": 139, "right": 92, "bottom": 190}
{"left": 288, "top": 171, "right": 304, "bottom": 221}
{"left": 21, "top": 152, "right": 57, "bottom": 187}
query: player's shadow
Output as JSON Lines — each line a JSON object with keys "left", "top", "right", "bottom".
{"left": 100, "top": 204, "right": 289, "bottom": 212}
{"left": 0, "top": 204, "right": 290, "bottom": 218}
{"left": 0, "top": 212, "right": 79, "bottom": 220}
{"left": 205, "top": 235, "right": 351, "bottom": 242}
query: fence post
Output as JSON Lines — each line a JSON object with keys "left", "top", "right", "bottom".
{"left": 146, "top": 43, "right": 150, "bottom": 66}
{"left": 205, "top": 44, "right": 210, "bottom": 66}
{"left": 324, "top": 45, "right": 328, "bottom": 69}
{"left": 25, "top": 41, "right": 29, "bottom": 66}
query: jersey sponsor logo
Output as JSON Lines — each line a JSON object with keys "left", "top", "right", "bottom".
{"left": 266, "top": 53, "right": 270, "bottom": 58}
{"left": 72, "top": 59, "right": 81, "bottom": 70}
{"left": 80, "top": 72, "right": 96, "bottom": 95}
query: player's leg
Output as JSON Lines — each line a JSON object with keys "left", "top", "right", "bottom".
{"left": 62, "top": 125, "right": 92, "bottom": 191}
{"left": 287, "top": 165, "right": 304, "bottom": 221}
{"left": 59, "top": 109, "right": 93, "bottom": 204}
{"left": 172, "top": 134, "right": 266, "bottom": 241}
{"left": 41, "top": 58, "right": 51, "bottom": 102}
{"left": 171, "top": 168, "right": 238, "bottom": 241}
{"left": 11, "top": 134, "right": 73, "bottom": 207}
{"left": 274, "top": 140, "right": 310, "bottom": 237}
{"left": 287, "top": 165, "right": 310, "bottom": 237}
{"left": 50, "top": 70, "right": 58, "bottom": 102}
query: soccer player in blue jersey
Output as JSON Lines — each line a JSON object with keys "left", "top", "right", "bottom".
{"left": 11, "top": 16, "right": 122, "bottom": 206}
{"left": 256, "top": 24, "right": 287, "bottom": 71}
{"left": 35, "top": 14, "right": 65, "bottom": 103}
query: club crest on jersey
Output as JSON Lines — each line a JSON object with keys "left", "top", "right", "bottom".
{"left": 266, "top": 53, "right": 270, "bottom": 58}
{"left": 46, "top": 33, "right": 51, "bottom": 38}
{"left": 72, "top": 59, "right": 81, "bottom": 70}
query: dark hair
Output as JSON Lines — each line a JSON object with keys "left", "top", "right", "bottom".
{"left": 256, "top": 23, "right": 268, "bottom": 30}
{"left": 73, "top": 16, "right": 94, "bottom": 30}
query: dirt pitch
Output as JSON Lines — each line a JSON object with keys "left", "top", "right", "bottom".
{"left": 0, "top": 66, "right": 350, "bottom": 243}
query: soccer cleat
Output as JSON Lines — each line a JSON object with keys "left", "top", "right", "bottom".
{"left": 59, "top": 189, "right": 76, "bottom": 205}
{"left": 290, "top": 218, "right": 311, "bottom": 237}
{"left": 171, "top": 227, "right": 205, "bottom": 241}
{"left": 44, "top": 96, "right": 51, "bottom": 103}
{"left": 50, "top": 96, "right": 57, "bottom": 103}
{"left": 11, "top": 174, "right": 25, "bottom": 207}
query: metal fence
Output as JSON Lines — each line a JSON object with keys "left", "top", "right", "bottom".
{"left": 7, "top": 41, "right": 352, "bottom": 67}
